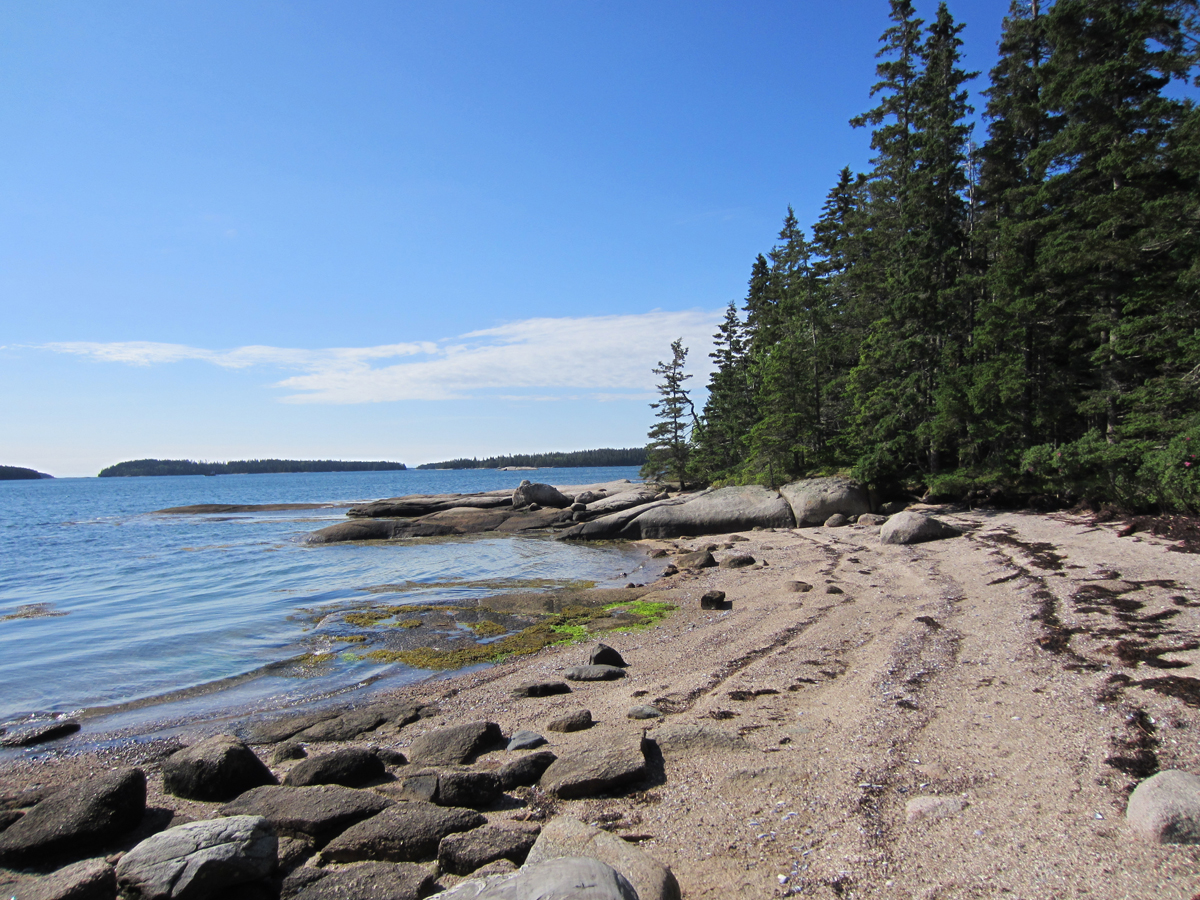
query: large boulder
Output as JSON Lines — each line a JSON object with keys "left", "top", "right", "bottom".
{"left": 219, "top": 785, "right": 390, "bottom": 846}
{"left": 526, "top": 818, "right": 681, "bottom": 900}
{"left": 779, "top": 477, "right": 872, "bottom": 526}
{"left": 650, "top": 725, "right": 750, "bottom": 756}
{"left": 9, "top": 858, "right": 115, "bottom": 900}
{"left": 293, "top": 701, "right": 430, "bottom": 743}
{"left": 291, "top": 861, "right": 434, "bottom": 900}
{"left": 559, "top": 497, "right": 690, "bottom": 541}
{"left": 319, "top": 801, "right": 485, "bottom": 863}
{"left": 879, "top": 511, "right": 961, "bottom": 545}
{"left": 438, "top": 826, "right": 538, "bottom": 876}
{"left": 564, "top": 665, "right": 625, "bottom": 682}
{"left": 1127, "top": 770, "right": 1200, "bottom": 843}
{"left": 304, "top": 519, "right": 396, "bottom": 544}
{"left": 114, "top": 816, "right": 276, "bottom": 900}
{"left": 162, "top": 735, "right": 276, "bottom": 802}
{"left": 283, "top": 748, "right": 385, "bottom": 788}
{"left": 407, "top": 722, "right": 503, "bottom": 767}
{"left": 583, "top": 487, "right": 660, "bottom": 516}
{"left": 512, "top": 482, "right": 571, "bottom": 510}
{"left": 634, "top": 486, "right": 794, "bottom": 539}
{"left": 497, "top": 752, "right": 558, "bottom": 791}
{"left": 539, "top": 737, "right": 647, "bottom": 799}
{"left": 0, "top": 768, "right": 146, "bottom": 864}
{"left": 427, "top": 857, "right": 638, "bottom": 900}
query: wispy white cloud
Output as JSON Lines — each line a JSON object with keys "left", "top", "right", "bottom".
{"left": 40, "top": 310, "right": 722, "bottom": 405}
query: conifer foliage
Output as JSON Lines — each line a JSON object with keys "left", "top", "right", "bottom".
{"left": 673, "top": 0, "right": 1200, "bottom": 512}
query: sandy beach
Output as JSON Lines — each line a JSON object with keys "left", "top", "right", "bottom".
{"left": 3, "top": 504, "right": 1199, "bottom": 898}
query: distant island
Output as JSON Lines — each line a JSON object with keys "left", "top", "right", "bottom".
{"left": 416, "top": 448, "right": 647, "bottom": 470}
{"left": 0, "top": 465, "right": 53, "bottom": 481}
{"left": 98, "top": 459, "right": 407, "bottom": 477}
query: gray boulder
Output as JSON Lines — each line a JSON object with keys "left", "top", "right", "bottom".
{"left": 526, "top": 818, "right": 680, "bottom": 900}
{"left": 627, "top": 706, "right": 662, "bottom": 720}
{"left": 0, "top": 768, "right": 146, "bottom": 864}
{"left": 511, "top": 682, "right": 571, "bottom": 699}
{"left": 634, "top": 486, "right": 794, "bottom": 539}
{"left": 857, "top": 513, "right": 888, "bottom": 526}
{"left": 512, "top": 482, "right": 571, "bottom": 509}
{"left": 304, "top": 519, "right": 397, "bottom": 544}
{"left": 0, "top": 721, "right": 81, "bottom": 749}
{"left": 589, "top": 644, "right": 627, "bottom": 667}
{"left": 650, "top": 725, "right": 750, "bottom": 756}
{"left": 780, "top": 477, "right": 871, "bottom": 526}
{"left": 293, "top": 701, "right": 428, "bottom": 743}
{"left": 539, "top": 737, "right": 647, "bottom": 799}
{"left": 559, "top": 497, "right": 690, "bottom": 541}
{"left": 824, "top": 513, "right": 849, "bottom": 528}
{"left": 162, "top": 735, "right": 276, "bottom": 802}
{"left": 10, "top": 858, "right": 114, "bottom": 900}
{"left": 718, "top": 553, "right": 754, "bottom": 569}
{"left": 319, "top": 801, "right": 485, "bottom": 863}
{"left": 407, "top": 722, "right": 503, "bottom": 767}
{"left": 546, "top": 710, "right": 592, "bottom": 733}
{"left": 435, "top": 771, "right": 503, "bottom": 810}
{"left": 431, "top": 857, "right": 638, "bottom": 900}
{"left": 497, "top": 752, "right": 557, "bottom": 791}
{"left": 506, "top": 731, "right": 547, "bottom": 751}
{"left": 114, "top": 815, "right": 276, "bottom": 900}
{"left": 283, "top": 749, "right": 385, "bottom": 788}
{"left": 879, "top": 511, "right": 961, "bottom": 545}
{"left": 564, "top": 665, "right": 625, "bottom": 682}
{"left": 219, "top": 785, "right": 390, "bottom": 845}
{"left": 438, "top": 826, "right": 538, "bottom": 876}
{"left": 676, "top": 550, "right": 716, "bottom": 569}
{"left": 291, "top": 861, "right": 433, "bottom": 900}
{"left": 583, "top": 487, "right": 659, "bottom": 515}
{"left": 1127, "top": 770, "right": 1200, "bottom": 843}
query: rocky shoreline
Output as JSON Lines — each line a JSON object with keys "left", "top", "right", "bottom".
{"left": 2, "top": 481, "right": 1200, "bottom": 898}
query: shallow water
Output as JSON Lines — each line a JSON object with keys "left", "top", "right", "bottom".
{"left": 0, "top": 467, "right": 649, "bottom": 733}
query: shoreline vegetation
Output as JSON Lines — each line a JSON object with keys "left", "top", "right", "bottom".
{"left": 0, "top": 466, "right": 51, "bottom": 481}
{"left": 415, "top": 448, "right": 647, "bottom": 470}
{"left": 97, "top": 459, "right": 408, "bottom": 477}
{"left": 650, "top": 0, "right": 1199, "bottom": 517}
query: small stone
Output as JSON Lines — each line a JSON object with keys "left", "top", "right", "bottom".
{"left": 661, "top": 564, "right": 679, "bottom": 577}
{"left": 271, "top": 743, "right": 306, "bottom": 765}
{"left": 0, "top": 720, "right": 81, "bottom": 749}
{"left": 506, "top": 730, "right": 547, "bottom": 751}
{"left": 648, "top": 549, "right": 668, "bottom": 558}
{"left": 564, "top": 665, "right": 626, "bottom": 682}
{"left": 858, "top": 513, "right": 888, "bottom": 526}
{"left": 676, "top": 550, "right": 716, "bottom": 569}
{"left": 786, "top": 581, "right": 813, "bottom": 593}
{"left": 905, "top": 795, "right": 964, "bottom": 823}
{"left": 1127, "top": 770, "right": 1200, "bottom": 843}
{"left": 824, "top": 514, "right": 849, "bottom": 528}
{"left": 546, "top": 710, "right": 593, "bottom": 733}
{"left": 511, "top": 681, "right": 572, "bottom": 699}
{"left": 589, "top": 644, "right": 627, "bottom": 667}
{"left": 628, "top": 706, "right": 663, "bottom": 720}
{"left": 699, "top": 591, "right": 726, "bottom": 610}
{"left": 825, "top": 585, "right": 844, "bottom": 595}
{"left": 376, "top": 748, "right": 408, "bottom": 767}
{"left": 435, "top": 771, "right": 502, "bottom": 810}
{"left": 719, "top": 554, "right": 755, "bottom": 569}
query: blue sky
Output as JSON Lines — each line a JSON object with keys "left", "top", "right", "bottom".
{"left": 2, "top": 1, "right": 1015, "bottom": 477}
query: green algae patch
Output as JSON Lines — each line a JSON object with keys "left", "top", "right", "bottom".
{"left": 603, "top": 598, "right": 678, "bottom": 629}
{"left": 392, "top": 618, "right": 423, "bottom": 629}
{"left": 362, "top": 577, "right": 598, "bottom": 594}
{"left": 469, "top": 619, "right": 507, "bottom": 637}
{"left": 332, "top": 634, "right": 368, "bottom": 643}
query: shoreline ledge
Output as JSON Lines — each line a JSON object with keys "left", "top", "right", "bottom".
{"left": 2, "top": 489, "right": 1198, "bottom": 897}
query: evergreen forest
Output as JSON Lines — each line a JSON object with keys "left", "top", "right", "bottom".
{"left": 417, "top": 448, "right": 648, "bottom": 470}
{"left": 98, "top": 459, "right": 407, "bottom": 477}
{"left": 659, "top": 0, "right": 1200, "bottom": 513}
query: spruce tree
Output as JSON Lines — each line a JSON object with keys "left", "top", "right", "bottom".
{"left": 641, "top": 339, "right": 697, "bottom": 490}
{"left": 694, "top": 303, "right": 754, "bottom": 479}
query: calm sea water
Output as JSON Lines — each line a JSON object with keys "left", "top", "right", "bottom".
{"left": 0, "top": 467, "right": 648, "bottom": 736}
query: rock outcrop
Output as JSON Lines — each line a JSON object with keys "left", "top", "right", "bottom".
{"left": 319, "top": 801, "right": 485, "bottom": 863}
{"left": 779, "top": 476, "right": 872, "bottom": 526}
{"left": 114, "top": 815, "right": 276, "bottom": 900}
{"left": 0, "top": 769, "right": 146, "bottom": 864}
{"left": 161, "top": 734, "right": 276, "bottom": 801}
{"left": 634, "top": 486, "right": 794, "bottom": 539}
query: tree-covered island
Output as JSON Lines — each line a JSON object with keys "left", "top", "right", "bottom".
{"left": 646, "top": 0, "right": 1200, "bottom": 515}
{"left": 417, "top": 448, "right": 647, "bottom": 470}
{"left": 98, "top": 459, "right": 407, "bottom": 477}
